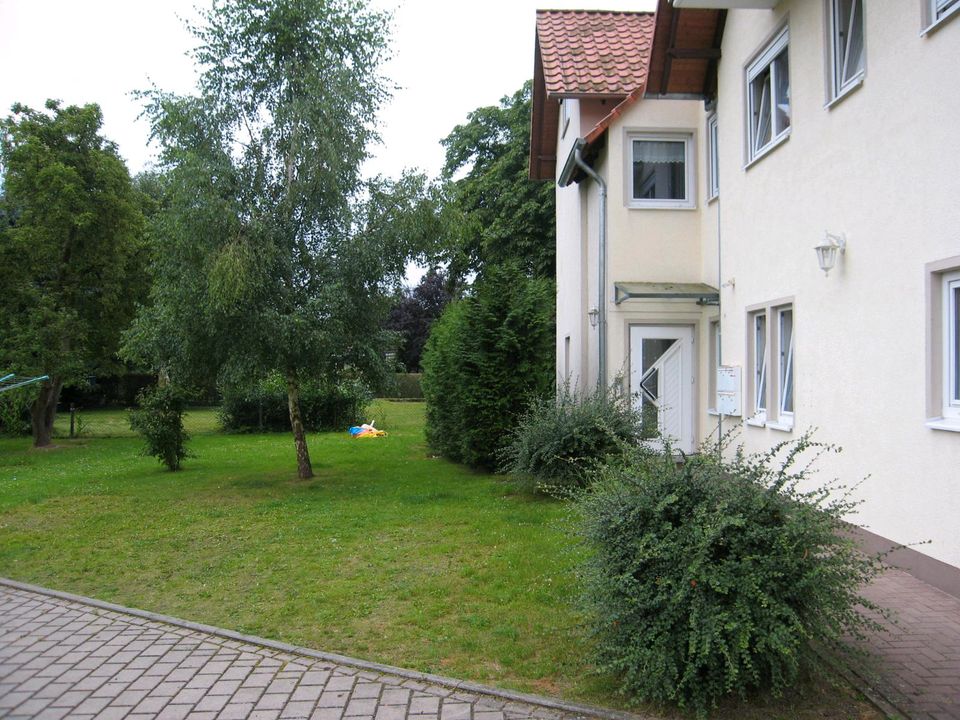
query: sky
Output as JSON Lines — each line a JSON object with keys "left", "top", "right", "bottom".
{"left": 0, "top": 0, "right": 655, "bottom": 182}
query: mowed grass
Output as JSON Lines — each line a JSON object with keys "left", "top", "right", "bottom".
{"left": 0, "top": 402, "right": 879, "bottom": 719}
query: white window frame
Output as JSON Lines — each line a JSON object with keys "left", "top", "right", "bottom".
{"left": 745, "top": 26, "right": 791, "bottom": 165}
{"left": 827, "top": 0, "right": 865, "bottom": 104}
{"left": 706, "top": 114, "right": 719, "bottom": 201}
{"left": 747, "top": 301, "right": 795, "bottom": 430}
{"left": 748, "top": 310, "right": 768, "bottom": 425}
{"left": 943, "top": 272, "right": 960, "bottom": 421}
{"left": 627, "top": 131, "right": 695, "bottom": 210}
{"left": 561, "top": 99, "right": 571, "bottom": 140}
{"left": 923, "top": 0, "right": 960, "bottom": 34}
{"left": 774, "top": 305, "right": 794, "bottom": 429}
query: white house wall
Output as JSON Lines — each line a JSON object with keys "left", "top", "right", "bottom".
{"left": 712, "top": 1, "right": 960, "bottom": 567}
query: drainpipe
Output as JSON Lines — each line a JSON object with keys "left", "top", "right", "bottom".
{"left": 560, "top": 139, "right": 608, "bottom": 393}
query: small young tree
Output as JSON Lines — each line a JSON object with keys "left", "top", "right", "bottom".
{"left": 129, "top": 385, "right": 190, "bottom": 471}
{"left": 421, "top": 264, "right": 554, "bottom": 469}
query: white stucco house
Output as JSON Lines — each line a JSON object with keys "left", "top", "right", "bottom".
{"left": 529, "top": 0, "right": 960, "bottom": 592}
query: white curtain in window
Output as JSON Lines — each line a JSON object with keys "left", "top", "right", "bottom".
{"left": 633, "top": 140, "right": 685, "bottom": 164}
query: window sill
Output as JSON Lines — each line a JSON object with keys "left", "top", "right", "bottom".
{"left": 825, "top": 74, "right": 864, "bottom": 110}
{"left": 627, "top": 202, "right": 697, "bottom": 211}
{"left": 922, "top": 4, "right": 960, "bottom": 36}
{"left": 744, "top": 130, "right": 791, "bottom": 170}
{"left": 926, "top": 417, "right": 960, "bottom": 433}
{"left": 706, "top": 193, "right": 719, "bottom": 205}
{"left": 767, "top": 419, "right": 794, "bottom": 433}
{"left": 745, "top": 416, "right": 766, "bottom": 428}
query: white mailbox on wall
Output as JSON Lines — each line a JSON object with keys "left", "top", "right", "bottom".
{"left": 716, "top": 366, "right": 742, "bottom": 417}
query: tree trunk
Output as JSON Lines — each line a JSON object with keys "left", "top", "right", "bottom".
{"left": 30, "top": 376, "right": 64, "bottom": 448}
{"left": 286, "top": 373, "right": 314, "bottom": 479}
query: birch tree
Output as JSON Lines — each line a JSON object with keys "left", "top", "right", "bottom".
{"left": 134, "top": 0, "right": 393, "bottom": 478}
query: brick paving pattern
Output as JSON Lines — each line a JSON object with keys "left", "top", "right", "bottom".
{"left": 0, "top": 583, "right": 604, "bottom": 720}
{"left": 853, "top": 568, "right": 960, "bottom": 720}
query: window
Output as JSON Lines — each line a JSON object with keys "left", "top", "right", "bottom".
{"left": 706, "top": 114, "right": 719, "bottom": 200}
{"left": 748, "top": 302, "right": 795, "bottom": 429}
{"left": 749, "top": 310, "right": 768, "bottom": 422}
{"left": 828, "top": 0, "right": 864, "bottom": 101}
{"left": 776, "top": 305, "right": 794, "bottom": 423}
{"left": 746, "top": 27, "right": 790, "bottom": 163}
{"left": 944, "top": 272, "right": 960, "bottom": 421}
{"left": 628, "top": 133, "right": 694, "bottom": 209}
{"left": 928, "top": 0, "right": 960, "bottom": 28}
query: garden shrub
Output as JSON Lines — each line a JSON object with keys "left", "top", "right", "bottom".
{"left": 499, "top": 384, "right": 643, "bottom": 495}
{"left": 218, "top": 372, "right": 371, "bottom": 432}
{"left": 0, "top": 387, "right": 32, "bottom": 436}
{"left": 129, "top": 384, "right": 190, "bottom": 471}
{"left": 576, "top": 433, "right": 885, "bottom": 717}
{"left": 421, "top": 264, "right": 554, "bottom": 469}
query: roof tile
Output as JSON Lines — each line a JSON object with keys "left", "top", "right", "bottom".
{"left": 536, "top": 10, "right": 654, "bottom": 96}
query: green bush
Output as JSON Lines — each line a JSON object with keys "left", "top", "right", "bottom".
{"left": 0, "top": 387, "right": 32, "bottom": 436}
{"left": 499, "top": 384, "right": 643, "bottom": 494}
{"left": 577, "top": 434, "right": 884, "bottom": 717}
{"left": 218, "top": 372, "right": 371, "bottom": 432}
{"left": 129, "top": 385, "right": 190, "bottom": 471}
{"left": 421, "top": 265, "right": 554, "bottom": 469}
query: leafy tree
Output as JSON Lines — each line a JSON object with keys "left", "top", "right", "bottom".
{"left": 386, "top": 270, "right": 451, "bottom": 372}
{"left": 0, "top": 100, "right": 147, "bottom": 447}
{"left": 441, "top": 81, "right": 556, "bottom": 280}
{"left": 128, "top": 0, "right": 398, "bottom": 478}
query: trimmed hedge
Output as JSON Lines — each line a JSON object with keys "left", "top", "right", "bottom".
{"left": 421, "top": 265, "right": 554, "bottom": 469}
{"left": 577, "top": 434, "right": 885, "bottom": 716}
{"left": 219, "top": 373, "right": 371, "bottom": 432}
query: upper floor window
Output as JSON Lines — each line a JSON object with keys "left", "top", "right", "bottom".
{"left": 706, "top": 114, "right": 719, "bottom": 200}
{"left": 628, "top": 132, "right": 694, "bottom": 209}
{"left": 829, "top": 0, "right": 865, "bottom": 101}
{"left": 924, "top": 0, "right": 960, "bottom": 31}
{"left": 746, "top": 26, "right": 790, "bottom": 163}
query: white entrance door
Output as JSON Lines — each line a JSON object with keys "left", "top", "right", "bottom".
{"left": 629, "top": 325, "right": 695, "bottom": 453}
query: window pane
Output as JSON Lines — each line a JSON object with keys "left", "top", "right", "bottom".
{"left": 839, "top": 0, "right": 865, "bottom": 86}
{"left": 707, "top": 116, "right": 719, "bottom": 197}
{"left": 633, "top": 140, "right": 686, "bottom": 200}
{"left": 751, "top": 70, "right": 772, "bottom": 153}
{"left": 755, "top": 315, "right": 767, "bottom": 412}
{"left": 953, "top": 285, "right": 960, "bottom": 402}
{"left": 779, "top": 309, "right": 794, "bottom": 414}
{"left": 773, "top": 51, "right": 790, "bottom": 134}
{"left": 937, "top": 0, "right": 960, "bottom": 19}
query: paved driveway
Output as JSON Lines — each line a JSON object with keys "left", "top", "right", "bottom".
{"left": 0, "top": 580, "right": 630, "bottom": 720}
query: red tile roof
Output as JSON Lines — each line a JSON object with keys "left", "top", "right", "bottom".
{"left": 536, "top": 10, "right": 655, "bottom": 97}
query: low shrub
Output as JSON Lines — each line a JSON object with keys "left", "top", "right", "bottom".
{"left": 499, "top": 384, "right": 642, "bottom": 495}
{"left": 218, "top": 372, "right": 371, "bottom": 432}
{"left": 576, "top": 433, "right": 884, "bottom": 717}
{"left": 129, "top": 384, "right": 190, "bottom": 471}
{"left": 0, "top": 387, "right": 32, "bottom": 437}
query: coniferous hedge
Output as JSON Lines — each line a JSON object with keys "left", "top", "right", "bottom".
{"left": 421, "top": 264, "right": 554, "bottom": 469}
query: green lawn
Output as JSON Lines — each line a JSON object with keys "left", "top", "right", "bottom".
{"left": 0, "top": 402, "right": 878, "bottom": 719}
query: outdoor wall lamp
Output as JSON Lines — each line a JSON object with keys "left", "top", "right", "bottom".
{"left": 815, "top": 231, "right": 846, "bottom": 276}
{"left": 588, "top": 306, "right": 599, "bottom": 328}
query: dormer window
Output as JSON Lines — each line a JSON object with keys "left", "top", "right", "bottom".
{"left": 628, "top": 132, "right": 695, "bottom": 209}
